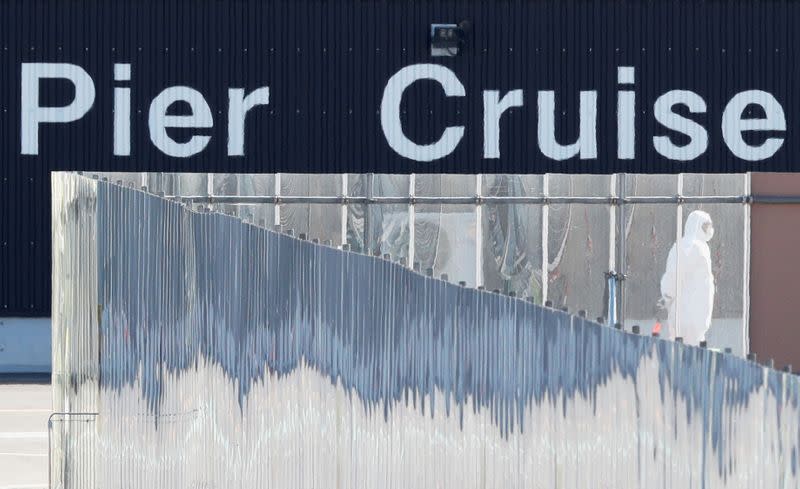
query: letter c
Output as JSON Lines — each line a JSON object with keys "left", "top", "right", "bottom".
{"left": 380, "top": 64, "right": 465, "bottom": 162}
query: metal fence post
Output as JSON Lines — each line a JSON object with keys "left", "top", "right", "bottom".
{"left": 742, "top": 173, "right": 752, "bottom": 355}
{"left": 365, "top": 174, "right": 374, "bottom": 255}
{"left": 475, "top": 174, "right": 483, "bottom": 288}
{"left": 341, "top": 174, "right": 349, "bottom": 246}
{"left": 541, "top": 174, "right": 549, "bottom": 306}
{"left": 408, "top": 174, "right": 416, "bottom": 267}
{"left": 273, "top": 173, "right": 281, "bottom": 227}
{"left": 616, "top": 173, "right": 627, "bottom": 327}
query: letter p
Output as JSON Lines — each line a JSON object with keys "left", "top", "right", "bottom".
{"left": 21, "top": 63, "right": 96, "bottom": 155}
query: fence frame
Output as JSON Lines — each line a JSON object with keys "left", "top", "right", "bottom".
{"left": 95, "top": 171, "right": 800, "bottom": 353}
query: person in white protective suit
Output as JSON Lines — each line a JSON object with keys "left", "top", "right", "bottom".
{"left": 659, "top": 210, "right": 715, "bottom": 345}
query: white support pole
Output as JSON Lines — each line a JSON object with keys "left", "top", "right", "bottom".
{"left": 742, "top": 173, "right": 751, "bottom": 355}
{"left": 608, "top": 174, "right": 618, "bottom": 326}
{"left": 475, "top": 174, "right": 483, "bottom": 288}
{"left": 274, "top": 173, "right": 282, "bottom": 227}
{"left": 341, "top": 174, "right": 349, "bottom": 246}
{"left": 675, "top": 173, "right": 684, "bottom": 338}
{"left": 609, "top": 174, "right": 617, "bottom": 275}
{"left": 617, "top": 173, "right": 628, "bottom": 328}
{"left": 408, "top": 174, "right": 416, "bottom": 267}
{"left": 541, "top": 174, "right": 549, "bottom": 304}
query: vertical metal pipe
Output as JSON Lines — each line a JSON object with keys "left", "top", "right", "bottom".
{"left": 408, "top": 174, "right": 416, "bottom": 267}
{"left": 616, "top": 173, "right": 627, "bottom": 327}
{"left": 475, "top": 174, "right": 483, "bottom": 287}
{"left": 609, "top": 174, "right": 617, "bottom": 274}
{"left": 541, "top": 174, "right": 549, "bottom": 305}
{"left": 341, "top": 174, "right": 349, "bottom": 246}
{"left": 273, "top": 173, "right": 281, "bottom": 227}
{"left": 365, "top": 174, "right": 374, "bottom": 254}
{"left": 47, "top": 416, "right": 52, "bottom": 489}
{"left": 742, "top": 172, "right": 752, "bottom": 355}
{"left": 675, "top": 173, "right": 684, "bottom": 338}
{"left": 608, "top": 174, "right": 618, "bottom": 326}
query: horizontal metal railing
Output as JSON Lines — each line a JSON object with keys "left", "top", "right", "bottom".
{"left": 159, "top": 194, "right": 800, "bottom": 206}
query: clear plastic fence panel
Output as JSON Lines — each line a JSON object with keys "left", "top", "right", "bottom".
{"left": 210, "top": 174, "right": 276, "bottom": 226}
{"left": 217, "top": 173, "right": 275, "bottom": 197}
{"left": 345, "top": 173, "right": 369, "bottom": 252}
{"left": 92, "top": 172, "right": 147, "bottom": 189}
{"left": 683, "top": 173, "right": 745, "bottom": 197}
{"left": 623, "top": 203, "right": 678, "bottom": 335}
{"left": 622, "top": 174, "right": 679, "bottom": 334}
{"left": 414, "top": 205, "right": 476, "bottom": 285}
{"left": 346, "top": 174, "right": 410, "bottom": 257}
{"left": 481, "top": 175, "right": 544, "bottom": 300}
{"left": 415, "top": 175, "right": 477, "bottom": 286}
{"left": 624, "top": 173, "right": 678, "bottom": 197}
{"left": 144, "top": 173, "right": 178, "bottom": 196}
{"left": 175, "top": 174, "right": 209, "bottom": 196}
{"left": 280, "top": 174, "right": 343, "bottom": 243}
{"left": 546, "top": 175, "right": 611, "bottom": 319}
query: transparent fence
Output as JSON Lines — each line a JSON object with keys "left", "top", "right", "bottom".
{"left": 94, "top": 172, "right": 749, "bottom": 354}
{"left": 51, "top": 173, "right": 798, "bottom": 489}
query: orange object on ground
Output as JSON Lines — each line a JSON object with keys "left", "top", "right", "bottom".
{"left": 652, "top": 322, "right": 662, "bottom": 335}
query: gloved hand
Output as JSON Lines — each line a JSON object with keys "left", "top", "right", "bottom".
{"left": 656, "top": 295, "right": 672, "bottom": 310}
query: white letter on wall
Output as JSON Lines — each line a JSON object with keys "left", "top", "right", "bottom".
{"left": 228, "top": 87, "right": 270, "bottom": 156}
{"left": 380, "top": 64, "right": 465, "bottom": 162}
{"left": 148, "top": 86, "right": 213, "bottom": 157}
{"left": 652, "top": 90, "right": 708, "bottom": 161}
{"left": 537, "top": 91, "right": 597, "bottom": 160}
{"left": 483, "top": 89, "right": 523, "bottom": 159}
{"left": 617, "top": 66, "right": 636, "bottom": 160}
{"left": 722, "top": 90, "right": 786, "bottom": 161}
{"left": 21, "top": 63, "right": 96, "bottom": 155}
{"left": 113, "top": 63, "right": 132, "bottom": 156}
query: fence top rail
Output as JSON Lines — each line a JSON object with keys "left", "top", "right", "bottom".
{"left": 160, "top": 194, "right": 794, "bottom": 206}
{"left": 47, "top": 412, "right": 99, "bottom": 425}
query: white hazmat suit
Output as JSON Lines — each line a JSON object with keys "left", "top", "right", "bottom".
{"left": 659, "top": 210, "right": 715, "bottom": 345}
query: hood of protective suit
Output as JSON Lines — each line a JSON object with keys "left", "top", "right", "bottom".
{"left": 682, "top": 210, "right": 714, "bottom": 245}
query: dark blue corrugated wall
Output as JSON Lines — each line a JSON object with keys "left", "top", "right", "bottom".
{"left": 3, "top": 0, "right": 799, "bottom": 315}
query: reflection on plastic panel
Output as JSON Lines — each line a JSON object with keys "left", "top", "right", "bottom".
{"left": 482, "top": 175, "right": 543, "bottom": 299}
{"left": 683, "top": 174, "right": 746, "bottom": 197}
{"left": 547, "top": 203, "right": 610, "bottom": 318}
{"left": 415, "top": 205, "right": 476, "bottom": 285}
{"left": 624, "top": 204, "right": 678, "bottom": 323}
{"left": 51, "top": 173, "right": 799, "bottom": 489}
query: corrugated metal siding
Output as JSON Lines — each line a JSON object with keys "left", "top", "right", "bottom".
{"left": 50, "top": 174, "right": 800, "bottom": 488}
{"left": 2, "top": 0, "right": 800, "bottom": 316}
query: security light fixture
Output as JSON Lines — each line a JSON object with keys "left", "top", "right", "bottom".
{"left": 430, "top": 21, "right": 470, "bottom": 57}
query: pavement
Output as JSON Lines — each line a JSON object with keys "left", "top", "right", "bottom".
{"left": 0, "top": 381, "right": 51, "bottom": 489}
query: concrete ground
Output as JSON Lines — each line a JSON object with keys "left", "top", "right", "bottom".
{"left": 0, "top": 381, "right": 51, "bottom": 489}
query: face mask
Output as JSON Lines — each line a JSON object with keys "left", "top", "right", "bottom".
{"left": 702, "top": 222, "right": 714, "bottom": 241}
